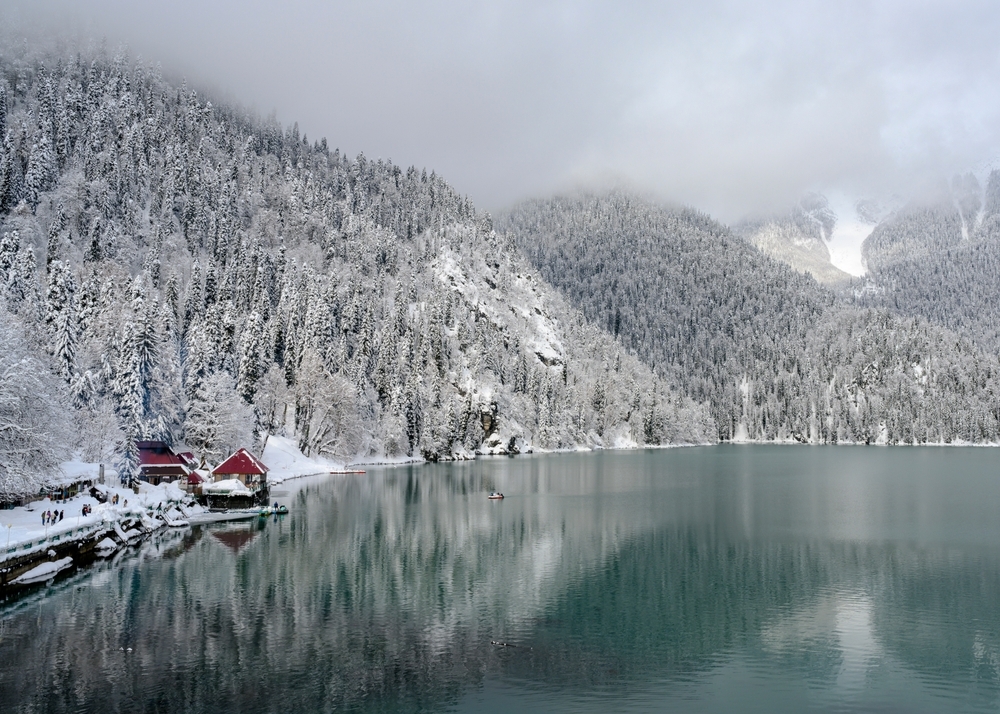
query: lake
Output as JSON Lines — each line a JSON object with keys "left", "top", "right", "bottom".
{"left": 2, "top": 445, "right": 1000, "bottom": 713}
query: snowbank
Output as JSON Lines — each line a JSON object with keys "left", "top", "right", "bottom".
{"left": 1, "top": 479, "right": 202, "bottom": 560}
{"left": 13, "top": 556, "right": 73, "bottom": 584}
{"left": 262, "top": 436, "right": 345, "bottom": 484}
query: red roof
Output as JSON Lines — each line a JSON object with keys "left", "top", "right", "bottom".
{"left": 186, "top": 472, "right": 206, "bottom": 484}
{"left": 138, "top": 441, "right": 186, "bottom": 467}
{"left": 212, "top": 448, "right": 268, "bottom": 476}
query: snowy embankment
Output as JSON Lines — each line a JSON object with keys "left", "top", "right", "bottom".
{"left": 263, "top": 436, "right": 423, "bottom": 476}
{"left": 1, "top": 464, "right": 203, "bottom": 568}
{"left": 262, "top": 436, "right": 349, "bottom": 483}
{"left": 13, "top": 557, "right": 74, "bottom": 585}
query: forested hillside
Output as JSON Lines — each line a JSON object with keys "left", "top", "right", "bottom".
{"left": 859, "top": 171, "right": 1000, "bottom": 354}
{"left": 862, "top": 174, "right": 992, "bottom": 273}
{"left": 0, "top": 43, "right": 713, "bottom": 499}
{"left": 503, "top": 193, "right": 1000, "bottom": 443}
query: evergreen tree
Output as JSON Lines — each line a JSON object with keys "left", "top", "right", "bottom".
{"left": 237, "top": 310, "right": 264, "bottom": 405}
{"left": 45, "top": 259, "right": 77, "bottom": 381}
{"left": 0, "top": 130, "right": 20, "bottom": 213}
{"left": 23, "top": 129, "right": 56, "bottom": 212}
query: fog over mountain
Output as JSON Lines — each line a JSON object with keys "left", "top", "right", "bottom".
{"left": 3, "top": 1, "right": 999, "bottom": 220}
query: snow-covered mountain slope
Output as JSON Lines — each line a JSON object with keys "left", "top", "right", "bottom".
{"left": 739, "top": 219, "right": 852, "bottom": 286}
{"left": 735, "top": 194, "right": 864, "bottom": 286}
{"left": 0, "top": 43, "right": 714, "bottom": 500}
{"left": 860, "top": 173, "right": 993, "bottom": 273}
{"left": 857, "top": 170, "right": 1000, "bottom": 353}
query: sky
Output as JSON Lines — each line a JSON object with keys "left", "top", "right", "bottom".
{"left": 2, "top": 0, "right": 999, "bottom": 221}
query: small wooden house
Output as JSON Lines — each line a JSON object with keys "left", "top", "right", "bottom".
{"left": 137, "top": 441, "right": 190, "bottom": 485}
{"left": 211, "top": 448, "right": 269, "bottom": 491}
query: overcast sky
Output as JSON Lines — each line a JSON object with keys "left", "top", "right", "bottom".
{"left": 3, "top": 0, "right": 999, "bottom": 220}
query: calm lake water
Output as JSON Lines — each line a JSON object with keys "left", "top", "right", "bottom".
{"left": 2, "top": 445, "right": 1000, "bottom": 713}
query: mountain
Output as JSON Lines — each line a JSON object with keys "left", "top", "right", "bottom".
{"left": 0, "top": 43, "right": 713, "bottom": 500}
{"left": 503, "top": 191, "right": 1000, "bottom": 444}
{"left": 735, "top": 194, "right": 852, "bottom": 287}
{"left": 4, "top": 38, "right": 1000, "bottom": 504}
{"left": 858, "top": 171, "right": 1000, "bottom": 353}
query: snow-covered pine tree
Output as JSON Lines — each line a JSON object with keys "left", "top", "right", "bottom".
{"left": 0, "top": 84, "right": 7, "bottom": 138}
{"left": 237, "top": 310, "right": 264, "bottom": 405}
{"left": 23, "top": 129, "right": 55, "bottom": 212}
{"left": 0, "top": 130, "right": 21, "bottom": 214}
{"left": 45, "top": 259, "right": 77, "bottom": 382}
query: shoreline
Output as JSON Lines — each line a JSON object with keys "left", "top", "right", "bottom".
{"left": 0, "top": 482, "right": 201, "bottom": 593}
{"left": 4, "top": 439, "right": 994, "bottom": 596}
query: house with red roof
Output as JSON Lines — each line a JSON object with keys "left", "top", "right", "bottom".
{"left": 137, "top": 441, "right": 191, "bottom": 486}
{"left": 211, "top": 448, "right": 269, "bottom": 491}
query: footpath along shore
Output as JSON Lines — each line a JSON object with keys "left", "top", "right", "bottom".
{"left": 0, "top": 482, "right": 203, "bottom": 589}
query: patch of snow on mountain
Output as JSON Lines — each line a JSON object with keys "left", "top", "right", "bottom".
{"left": 826, "top": 192, "right": 872, "bottom": 277}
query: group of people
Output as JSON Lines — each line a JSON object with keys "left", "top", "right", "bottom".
{"left": 38, "top": 492, "right": 129, "bottom": 528}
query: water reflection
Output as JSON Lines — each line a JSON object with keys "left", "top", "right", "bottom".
{"left": 0, "top": 447, "right": 999, "bottom": 713}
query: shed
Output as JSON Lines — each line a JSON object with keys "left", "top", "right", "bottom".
{"left": 182, "top": 469, "right": 209, "bottom": 495}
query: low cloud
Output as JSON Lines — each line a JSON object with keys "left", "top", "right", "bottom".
{"left": 4, "top": 0, "right": 999, "bottom": 220}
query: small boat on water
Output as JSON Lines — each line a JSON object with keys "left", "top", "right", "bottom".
{"left": 274, "top": 504, "right": 289, "bottom": 515}
{"left": 488, "top": 492, "right": 504, "bottom": 500}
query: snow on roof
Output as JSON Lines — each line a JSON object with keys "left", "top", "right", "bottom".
{"left": 212, "top": 448, "right": 268, "bottom": 476}
{"left": 203, "top": 478, "right": 250, "bottom": 494}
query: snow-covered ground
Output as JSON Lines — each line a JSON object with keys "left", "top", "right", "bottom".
{"left": 0, "top": 478, "right": 196, "bottom": 559}
{"left": 262, "top": 435, "right": 346, "bottom": 483}
{"left": 0, "top": 438, "right": 360, "bottom": 557}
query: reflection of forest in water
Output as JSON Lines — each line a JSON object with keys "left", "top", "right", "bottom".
{"left": 1, "top": 449, "right": 999, "bottom": 712}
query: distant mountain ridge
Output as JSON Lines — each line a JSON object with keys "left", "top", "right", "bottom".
{"left": 858, "top": 171, "right": 1000, "bottom": 354}
{"left": 503, "top": 192, "right": 1000, "bottom": 444}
